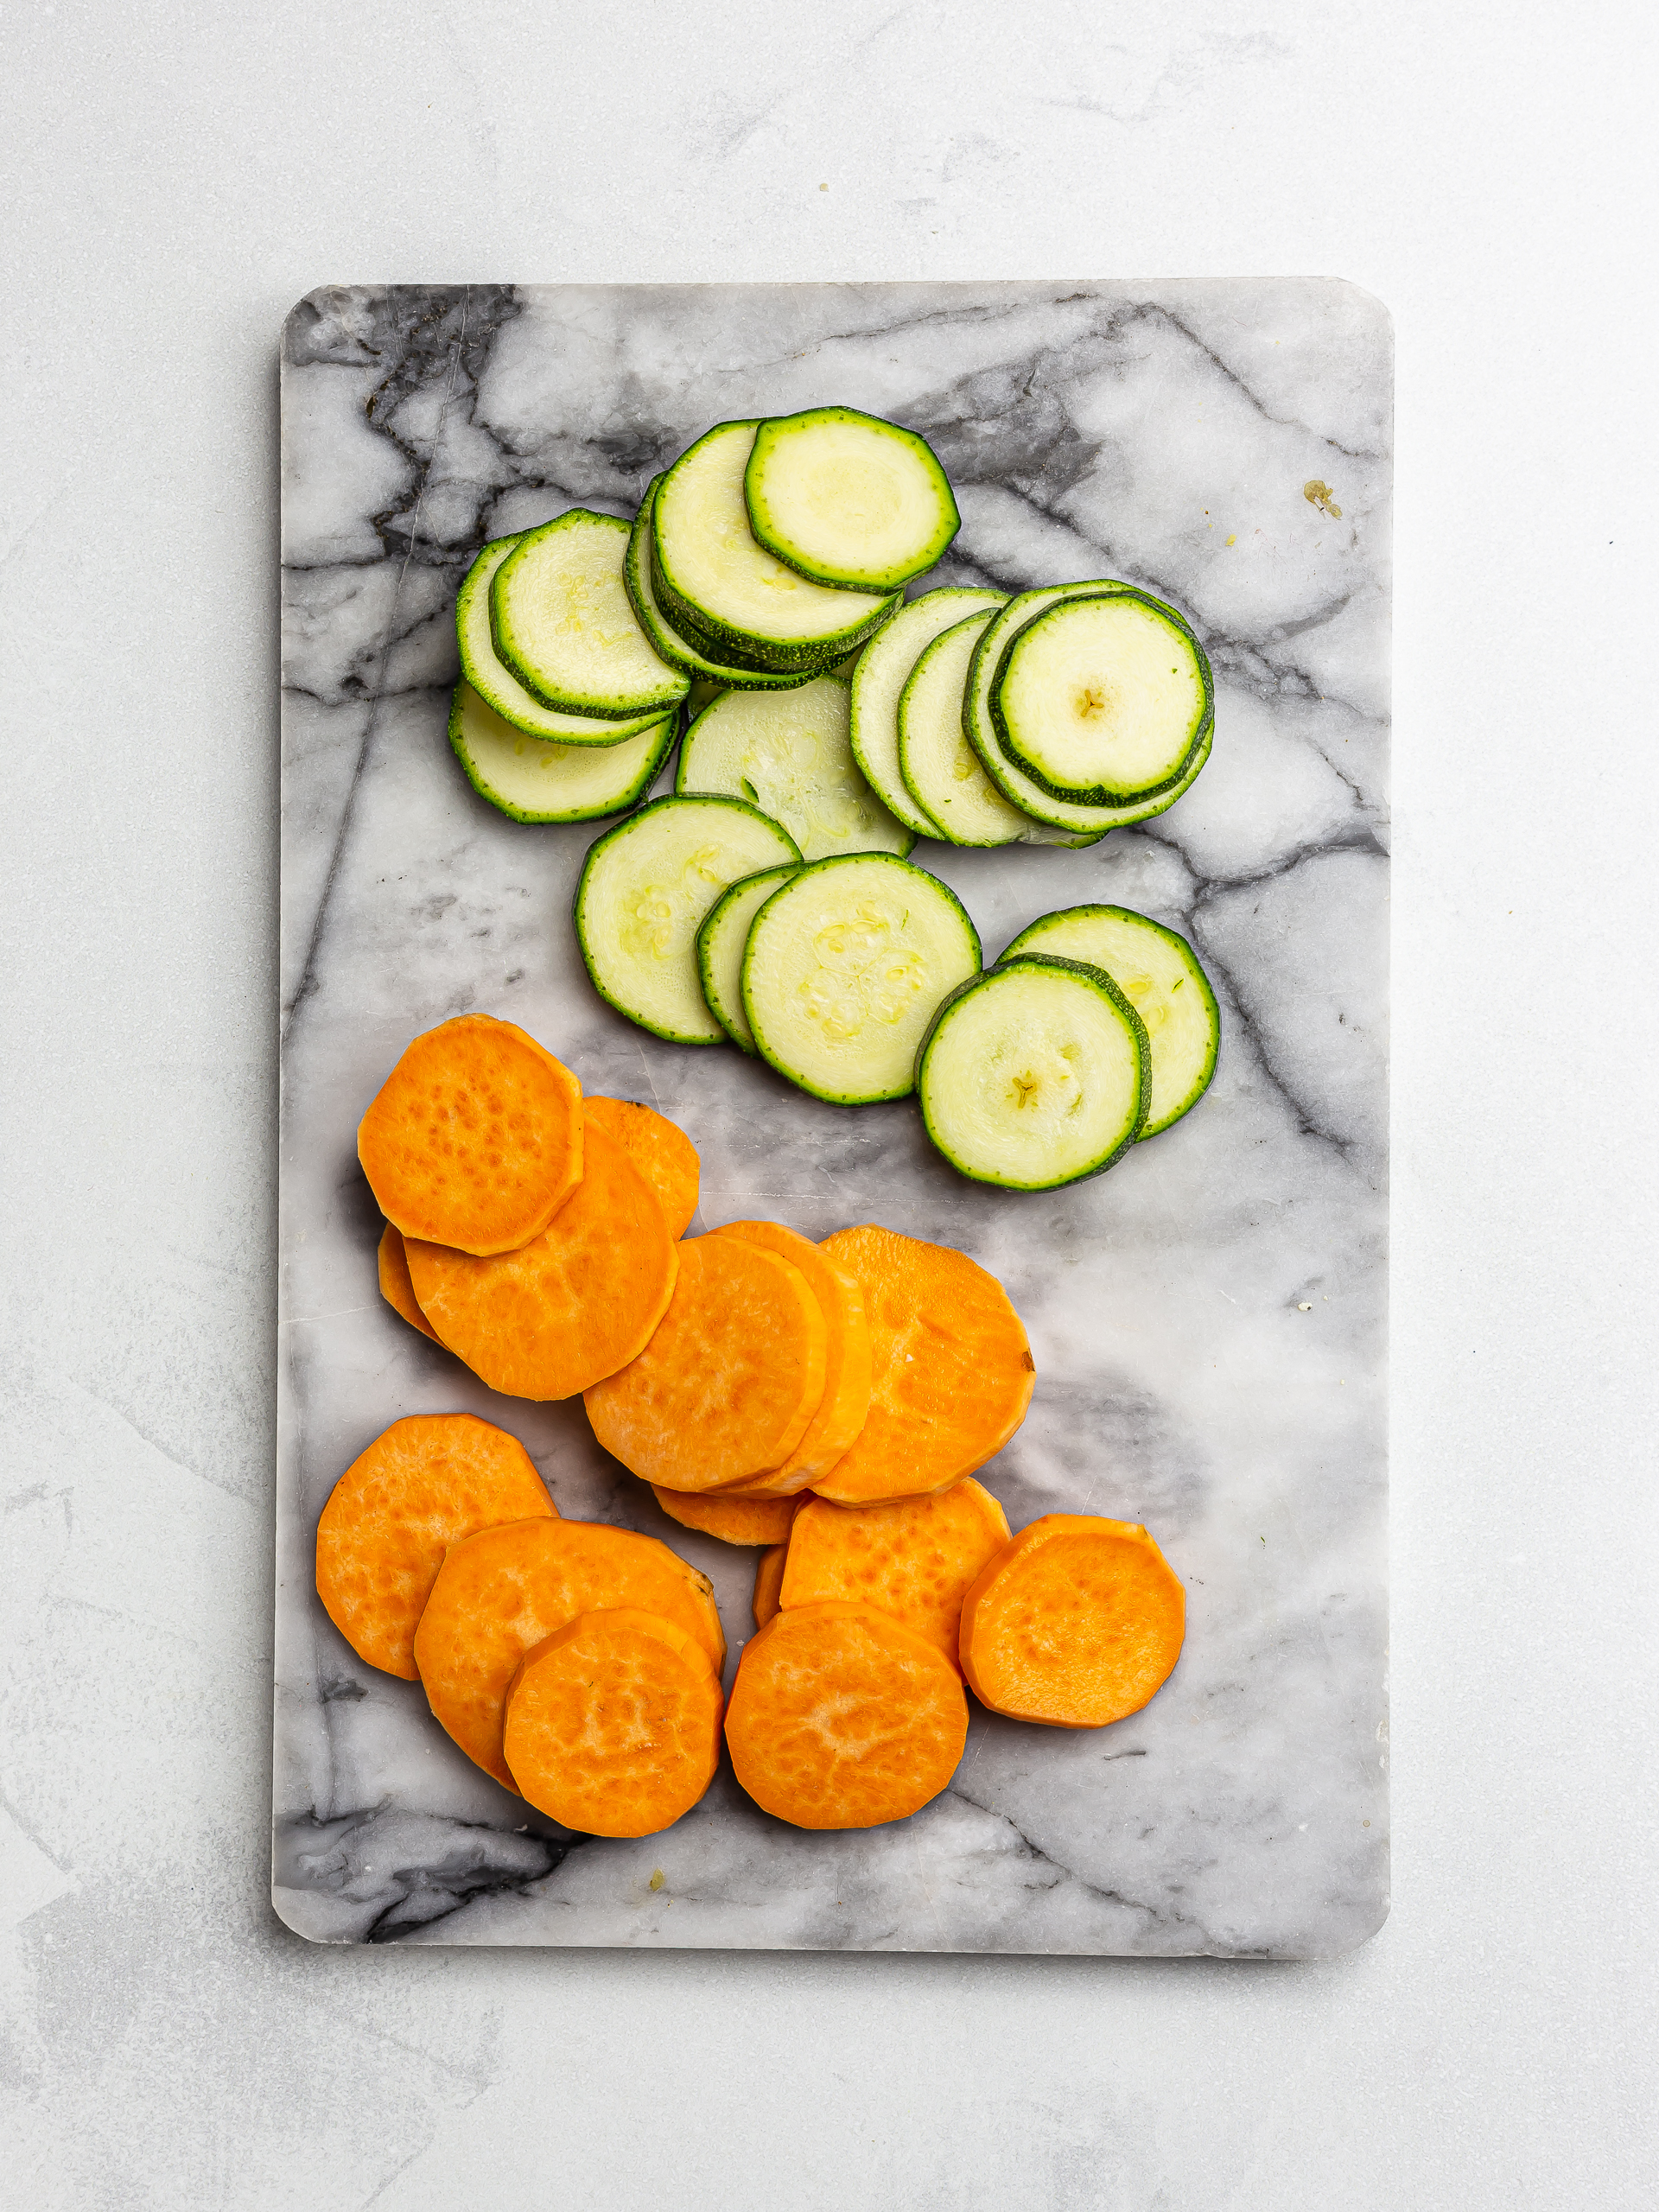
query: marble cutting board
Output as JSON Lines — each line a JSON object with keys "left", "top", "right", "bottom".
{"left": 274, "top": 281, "right": 1390, "bottom": 1955}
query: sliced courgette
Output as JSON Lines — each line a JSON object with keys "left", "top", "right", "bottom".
{"left": 848, "top": 588, "right": 1007, "bottom": 839}
{"left": 492, "top": 509, "right": 689, "bottom": 721}
{"left": 696, "top": 862, "right": 801, "bottom": 1054}
{"left": 916, "top": 955, "right": 1149, "bottom": 1191}
{"left": 744, "top": 407, "right": 959, "bottom": 590}
{"left": 677, "top": 674, "right": 914, "bottom": 861}
{"left": 653, "top": 422, "right": 899, "bottom": 672}
{"left": 741, "top": 853, "right": 981, "bottom": 1104}
{"left": 456, "top": 536, "right": 664, "bottom": 743}
{"left": 625, "top": 480, "right": 817, "bottom": 695}
{"left": 1000, "top": 906, "right": 1219, "bottom": 1137}
{"left": 575, "top": 796, "right": 801, "bottom": 1045}
{"left": 964, "top": 586, "right": 1212, "bottom": 833}
{"left": 898, "top": 611, "right": 1037, "bottom": 847}
{"left": 448, "top": 683, "right": 675, "bottom": 824}
{"left": 992, "top": 588, "right": 1211, "bottom": 804}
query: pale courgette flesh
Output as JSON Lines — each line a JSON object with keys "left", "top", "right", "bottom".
{"left": 744, "top": 406, "right": 959, "bottom": 590}
{"left": 677, "top": 674, "right": 913, "bottom": 860}
{"left": 848, "top": 587, "right": 1007, "bottom": 841}
{"left": 448, "top": 683, "right": 675, "bottom": 824}
{"left": 626, "top": 480, "right": 817, "bottom": 694}
{"left": 696, "top": 863, "right": 801, "bottom": 1054}
{"left": 898, "top": 611, "right": 1035, "bottom": 847}
{"left": 492, "top": 509, "right": 690, "bottom": 721}
{"left": 457, "top": 535, "right": 664, "bottom": 743}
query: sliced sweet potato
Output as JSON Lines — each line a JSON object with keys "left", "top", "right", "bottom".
{"left": 584, "top": 1235, "right": 827, "bottom": 1491}
{"left": 358, "top": 1013, "right": 583, "bottom": 1255}
{"left": 315, "top": 1414, "right": 555, "bottom": 1681}
{"left": 724, "top": 1600, "right": 968, "bottom": 1829}
{"left": 779, "top": 1478, "right": 1009, "bottom": 1656}
{"left": 707, "top": 1221, "right": 872, "bottom": 1494}
{"left": 752, "top": 1542, "right": 788, "bottom": 1631}
{"left": 650, "top": 1486, "right": 802, "bottom": 1547}
{"left": 502, "top": 1607, "right": 723, "bottom": 1837}
{"left": 959, "top": 1514, "right": 1185, "bottom": 1727}
{"left": 406, "top": 1121, "right": 677, "bottom": 1400}
{"left": 584, "top": 1096, "right": 700, "bottom": 1239}
{"left": 812, "top": 1225, "right": 1033, "bottom": 1504}
{"left": 413, "top": 1516, "right": 725, "bottom": 1788}
{"left": 377, "top": 1223, "right": 439, "bottom": 1342}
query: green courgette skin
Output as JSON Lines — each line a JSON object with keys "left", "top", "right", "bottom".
{"left": 743, "top": 406, "right": 961, "bottom": 590}
{"left": 447, "top": 687, "right": 677, "bottom": 825}
{"left": 491, "top": 509, "right": 689, "bottom": 721}
{"left": 915, "top": 954, "right": 1151, "bottom": 1191}
{"left": 988, "top": 587, "right": 1214, "bottom": 808}
{"left": 624, "top": 480, "right": 816, "bottom": 694}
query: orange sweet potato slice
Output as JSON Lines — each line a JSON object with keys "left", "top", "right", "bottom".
{"left": 958, "top": 1514, "right": 1185, "bottom": 1727}
{"left": 377, "top": 1223, "right": 439, "bottom": 1342}
{"left": 584, "top": 1096, "right": 700, "bottom": 1239}
{"left": 413, "top": 1516, "right": 725, "bottom": 1788}
{"left": 584, "top": 1235, "right": 827, "bottom": 1492}
{"left": 779, "top": 1478, "right": 1010, "bottom": 1656}
{"left": 650, "top": 1486, "right": 802, "bottom": 1547}
{"left": 315, "top": 1414, "right": 555, "bottom": 1681}
{"left": 752, "top": 1542, "right": 788, "bottom": 1631}
{"left": 707, "top": 1221, "right": 872, "bottom": 1494}
{"left": 724, "top": 1600, "right": 968, "bottom": 1830}
{"left": 502, "top": 1607, "right": 723, "bottom": 1837}
{"left": 812, "top": 1224, "right": 1033, "bottom": 1504}
{"left": 406, "top": 1121, "right": 677, "bottom": 1399}
{"left": 358, "top": 1013, "right": 583, "bottom": 1255}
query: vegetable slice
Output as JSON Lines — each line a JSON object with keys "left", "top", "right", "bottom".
{"left": 405, "top": 1121, "right": 677, "bottom": 1399}
{"left": 625, "top": 480, "right": 817, "bottom": 693}
{"left": 575, "top": 795, "right": 802, "bottom": 1045}
{"left": 741, "top": 853, "right": 981, "bottom": 1105}
{"left": 653, "top": 421, "right": 898, "bottom": 671}
{"left": 779, "top": 1479, "right": 1010, "bottom": 1656}
{"left": 502, "top": 1608, "right": 723, "bottom": 1837}
{"left": 677, "top": 676, "right": 914, "bottom": 860}
{"left": 456, "top": 535, "right": 666, "bottom": 742}
{"left": 414, "top": 1516, "right": 724, "bottom": 1788}
{"left": 696, "top": 863, "right": 801, "bottom": 1053}
{"left": 915, "top": 954, "right": 1150, "bottom": 1191}
{"left": 752, "top": 1543, "right": 788, "bottom": 1631}
{"left": 448, "top": 683, "right": 675, "bottom": 824}
{"left": 958, "top": 1515, "right": 1185, "bottom": 1726}
{"left": 1001, "top": 906, "right": 1220, "bottom": 1137}
{"left": 897, "top": 610, "right": 1036, "bottom": 847}
{"left": 583, "top": 1096, "right": 701, "bottom": 1238}
{"left": 583, "top": 1234, "right": 828, "bottom": 1492}
{"left": 315, "top": 1414, "right": 555, "bottom": 1681}
{"left": 377, "top": 1223, "right": 438, "bottom": 1341}
{"left": 492, "top": 509, "right": 689, "bottom": 720}
{"left": 744, "top": 407, "right": 959, "bottom": 590}
{"left": 650, "top": 1487, "right": 802, "bottom": 1547}
{"left": 992, "top": 589, "right": 1211, "bottom": 804}
{"left": 357, "top": 1014, "right": 582, "bottom": 1257}
{"left": 724, "top": 1600, "right": 968, "bottom": 1828}
{"left": 813, "top": 1225, "right": 1033, "bottom": 1504}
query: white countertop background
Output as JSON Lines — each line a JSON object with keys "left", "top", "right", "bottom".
{"left": 2, "top": 3, "right": 1653, "bottom": 2206}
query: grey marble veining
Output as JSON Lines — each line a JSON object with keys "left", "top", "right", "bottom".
{"left": 276, "top": 282, "right": 1389, "bottom": 1955}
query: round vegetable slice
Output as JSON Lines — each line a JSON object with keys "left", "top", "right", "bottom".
{"left": 849, "top": 587, "right": 1007, "bottom": 838}
{"left": 752, "top": 1542, "right": 788, "bottom": 1631}
{"left": 456, "top": 535, "right": 666, "bottom": 742}
{"left": 575, "top": 795, "right": 802, "bottom": 1045}
{"left": 959, "top": 1515, "right": 1185, "bottom": 1727}
{"left": 448, "top": 683, "right": 675, "bottom": 824}
{"left": 677, "top": 676, "right": 914, "bottom": 860}
{"left": 696, "top": 863, "right": 801, "bottom": 1053}
{"left": 964, "top": 586, "right": 1213, "bottom": 832}
{"left": 315, "top": 1414, "right": 556, "bottom": 1681}
{"left": 625, "top": 480, "right": 818, "bottom": 693}
{"left": 779, "top": 1478, "right": 1010, "bottom": 1657}
{"left": 743, "top": 407, "right": 960, "bottom": 590}
{"left": 492, "top": 509, "right": 689, "bottom": 721}
{"left": 724, "top": 1600, "right": 968, "bottom": 1829}
{"left": 915, "top": 954, "right": 1150, "bottom": 1191}
{"left": 653, "top": 421, "right": 899, "bottom": 671}
{"left": 414, "top": 1517, "right": 724, "bottom": 1788}
{"left": 583, "top": 1096, "right": 701, "bottom": 1238}
{"left": 707, "top": 1220, "right": 872, "bottom": 1493}
{"left": 377, "top": 1223, "right": 438, "bottom": 1342}
{"left": 502, "top": 1608, "right": 724, "bottom": 1837}
{"left": 405, "top": 1121, "right": 677, "bottom": 1400}
{"left": 741, "top": 853, "right": 981, "bottom": 1105}
{"left": 898, "top": 610, "right": 1037, "bottom": 846}
{"left": 813, "top": 1225, "right": 1033, "bottom": 1504}
{"left": 583, "top": 1234, "right": 828, "bottom": 1492}
{"left": 992, "top": 588, "right": 1211, "bottom": 804}
{"left": 1001, "top": 905, "right": 1219, "bottom": 1137}
{"left": 357, "top": 1014, "right": 583, "bottom": 1257}
{"left": 650, "top": 1486, "right": 802, "bottom": 1547}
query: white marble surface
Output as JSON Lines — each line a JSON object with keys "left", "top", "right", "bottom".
{"left": 3, "top": 3, "right": 1655, "bottom": 2204}
{"left": 276, "top": 282, "right": 1389, "bottom": 1953}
